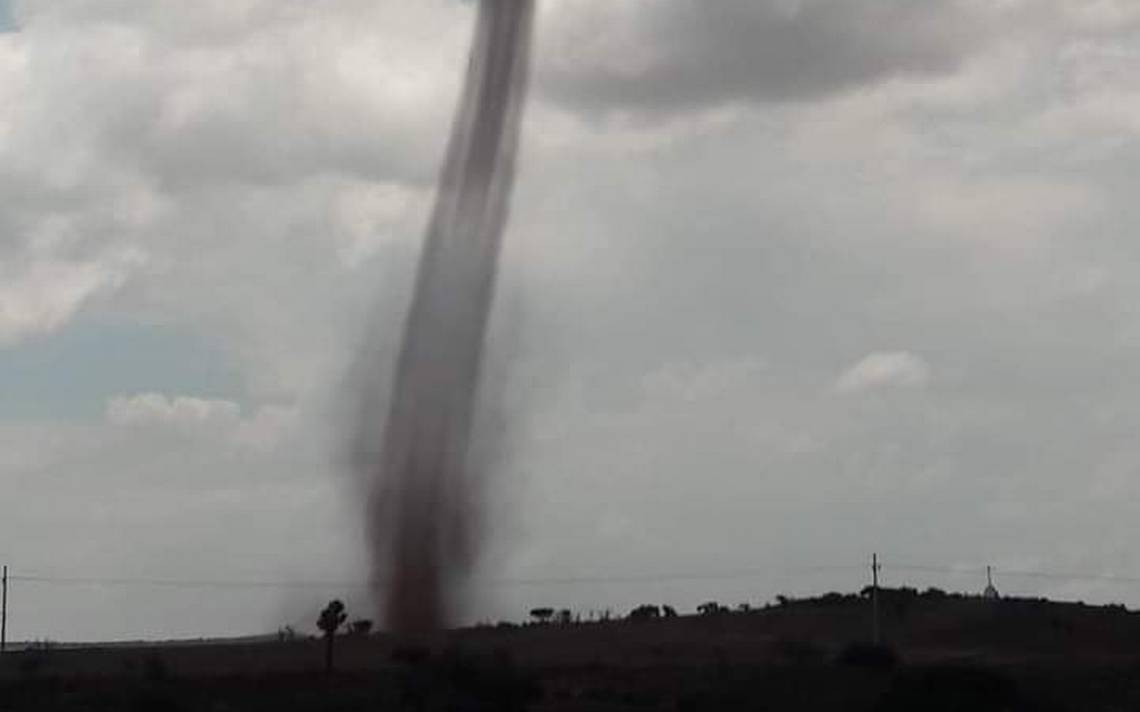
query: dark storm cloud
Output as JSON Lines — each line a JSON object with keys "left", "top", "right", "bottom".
{"left": 540, "top": 0, "right": 991, "bottom": 114}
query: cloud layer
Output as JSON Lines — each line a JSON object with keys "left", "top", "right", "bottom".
{"left": 4, "top": 0, "right": 1140, "bottom": 640}
{"left": 539, "top": 0, "right": 993, "bottom": 114}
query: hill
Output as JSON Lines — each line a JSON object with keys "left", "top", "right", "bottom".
{"left": 4, "top": 587, "right": 1140, "bottom": 710}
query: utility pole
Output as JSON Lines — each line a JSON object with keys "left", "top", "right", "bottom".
{"left": 871, "top": 553, "right": 880, "bottom": 645}
{"left": 2, "top": 565, "right": 7, "bottom": 653}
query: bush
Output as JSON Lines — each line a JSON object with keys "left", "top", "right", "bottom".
{"left": 820, "top": 591, "right": 852, "bottom": 606}
{"left": 628, "top": 604, "right": 661, "bottom": 620}
{"left": 349, "top": 618, "right": 373, "bottom": 635}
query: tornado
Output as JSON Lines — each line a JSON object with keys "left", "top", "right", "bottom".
{"left": 357, "top": 0, "right": 535, "bottom": 634}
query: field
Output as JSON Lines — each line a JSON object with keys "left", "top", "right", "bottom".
{"left": 4, "top": 588, "right": 1140, "bottom": 710}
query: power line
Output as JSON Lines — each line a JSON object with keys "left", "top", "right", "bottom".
{"left": 885, "top": 562, "right": 1140, "bottom": 586}
{"left": 9, "top": 574, "right": 366, "bottom": 591}
{"left": 8, "top": 561, "right": 1140, "bottom": 592}
{"left": 7, "top": 564, "right": 865, "bottom": 591}
{"left": 488, "top": 564, "right": 864, "bottom": 587}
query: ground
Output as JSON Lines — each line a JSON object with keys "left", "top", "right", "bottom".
{"left": 3, "top": 589, "right": 1140, "bottom": 710}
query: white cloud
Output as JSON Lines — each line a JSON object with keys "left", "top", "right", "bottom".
{"left": 106, "top": 392, "right": 241, "bottom": 428}
{"left": 834, "top": 351, "right": 931, "bottom": 395}
{"left": 0, "top": 251, "right": 141, "bottom": 344}
{"left": 0, "top": 0, "right": 469, "bottom": 359}
{"left": 0, "top": 399, "right": 347, "bottom": 641}
{"left": 5, "top": 0, "right": 1140, "bottom": 641}
{"left": 105, "top": 392, "right": 301, "bottom": 453}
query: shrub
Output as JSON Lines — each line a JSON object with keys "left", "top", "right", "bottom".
{"left": 349, "top": 618, "right": 373, "bottom": 635}
{"left": 628, "top": 604, "right": 661, "bottom": 621}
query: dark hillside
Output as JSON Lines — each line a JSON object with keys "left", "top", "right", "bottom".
{"left": 4, "top": 588, "right": 1140, "bottom": 710}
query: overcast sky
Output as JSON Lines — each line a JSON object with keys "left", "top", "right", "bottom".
{"left": 4, "top": 0, "right": 1140, "bottom": 641}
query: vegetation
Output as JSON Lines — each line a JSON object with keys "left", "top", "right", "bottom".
{"left": 348, "top": 619, "right": 373, "bottom": 636}
{"left": 4, "top": 587, "right": 1140, "bottom": 709}
{"left": 316, "top": 599, "right": 347, "bottom": 673}
{"left": 628, "top": 604, "right": 661, "bottom": 620}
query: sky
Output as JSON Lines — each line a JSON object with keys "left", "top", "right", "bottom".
{"left": 4, "top": 0, "right": 1140, "bottom": 641}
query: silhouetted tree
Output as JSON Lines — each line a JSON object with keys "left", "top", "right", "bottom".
{"left": 349, "top": 618, "right": 373, "bottom": 636}
{"left": 697, "top": 601, "right": 724, "bottom": 616}
{"left": 529, "top": 607, "right": 554, "bottom": 624}
{"left": 317, "top": 600, "right": 347, "bottom": 673}
{"left": 662, "top": 605, "right": 677, "bottom": 618}
{"left": 556, "top": 609, "right": 573, "bottom": 625}
{"left": 628, "top": 604, "right": 661, "bottom": 620}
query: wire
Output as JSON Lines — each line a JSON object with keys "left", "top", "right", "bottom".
{"left": 486, "top": 564, "right": 864, "bottom": 587}
{"left": 7, "top": 563, "right": 865, "bottom": 591}
{"left": 9, "top": 561, "right": 1140, "bottom": 591}
{"left": 10, "top": 574, "right": 366, "bottom": 590}
{"left": 887, "top": 562, "right": 1140, "bottom": 586}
